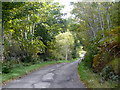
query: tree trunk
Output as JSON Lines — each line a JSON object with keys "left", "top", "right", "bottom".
{"left": 106, "top": 3, "right": 110, "bottom": 30}
{"left": 88, "top": 22, "right": 96, "bottom": 39}
{"left": 1, "top": 15, "right": 4, "bottom": 61}
{"left": 97, "top": 4, "right": 104, "bottom": 37}
{"left": 65, "top": 47, "right": 68, "bottom": 60}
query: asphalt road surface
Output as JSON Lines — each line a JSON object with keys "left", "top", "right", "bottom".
{"left": 3, "top": 60, "right": 86, "bottom": 88}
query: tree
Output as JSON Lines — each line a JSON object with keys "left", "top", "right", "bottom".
{"left": 54, "top": 31, "right": 74, "bottom": 60}
{"left": 2, "top": 2, "right": 66, "bottom": 62}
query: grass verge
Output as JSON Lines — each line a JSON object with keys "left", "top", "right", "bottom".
{"left": 2, "top": 59, "right": 78, "bottom": 85}
{"left": 78, "top": 61, "right": 118, "bottom": 88}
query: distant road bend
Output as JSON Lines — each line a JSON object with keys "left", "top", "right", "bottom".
{"left": 3, "top": 60, "right": 86, "bottom": 88}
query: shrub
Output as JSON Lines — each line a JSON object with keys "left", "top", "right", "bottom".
{"left": 2, "top": 61, "right": 12, "bottom": 74}
{"left": 100, "top": 65, "right": 119, "bottom": 82}
{"left": 92, "top": 51, "right": 111, "bottom": 72}
{"left": 21, "top": 56, "right": 32, "bottom": 63}
{"left": 93, "top": 54, "right": 104, "bottom": 72}
{"left": 2, "top": 60, "right": 22, "bottom": 74}
{"left": 83, "top": 51, "right": 94, "bottom": 68}
{"left": 108, "top": 58, "right": 120, "bottom": 75}
{"left": 92, "top": 33, "right": 120, "bottom": 72}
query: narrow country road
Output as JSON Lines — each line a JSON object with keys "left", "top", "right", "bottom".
{"left": 3, "top": 60, "right": 86, "bottom": 88}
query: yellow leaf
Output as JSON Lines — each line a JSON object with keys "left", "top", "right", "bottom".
{"left": 9, "top": 29, "right": 14, "bottom": 33}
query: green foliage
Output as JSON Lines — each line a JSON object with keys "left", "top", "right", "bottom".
{"left": 21, "top": 56, "right": 32, "bottom": 63}
{"left": 3, "top": 2, "right": 66, "bottom": 63}
{"left": 78, "top": 61, "right": 119, "bottom": 88}
{"left": 108, "top": 58, "right": 120, "bottom": 75}
{"left": 2, "top": 63, "right": 11, "bottom": 74}
{"left": 2, "top": 60, "right": 20, "bottom": 74}
{"left": 93, "top": 27, "right": 120, "bottom": 72}
{"left": 2, "top": 1, "right": 120, "bottom": 86}
{"left": 110, "top": 2, "right": 120, "bottom": 27}
{"left": 99, "top": 26, "right": 120, "bottom": 45}
{"left": 100, "top": 65, "right": 119, "bottom": 82}
{"left": 72, "top": 2, "right": 120, "bottom": 84}
{"left": 2, "top": 57, "right": 43, "bottom": 74}
{"left": 51, "top": 31, "right": 74, "bottom": 60}
{"left": 84, "top": 51, "right": 95, "bottom": 68}
{"left": 82, "top": 42, "right": 98, "bottom": 68}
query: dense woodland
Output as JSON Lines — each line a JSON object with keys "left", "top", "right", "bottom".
{"left": 71, "top": 2, "right": 120, "bottom": 84}
{"left": 2, "top": 1, "right": 120, "bottom": 87}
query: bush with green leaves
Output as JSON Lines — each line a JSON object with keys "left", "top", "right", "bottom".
{"left": 100, "top": 66, "right": 119, "bottom": 82}
{"left": 2, "top": 61, "right": 13, "bottom": 74}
